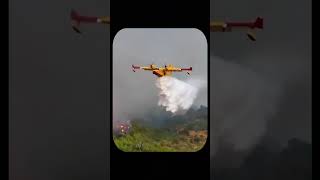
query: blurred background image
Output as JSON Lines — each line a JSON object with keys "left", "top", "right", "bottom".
{"left": 210, "top": 0, "right": 311, "bottom": 179}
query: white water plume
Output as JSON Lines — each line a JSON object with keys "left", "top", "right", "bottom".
{"left": 155, "top": 76, "right": 205, "bottom": 114}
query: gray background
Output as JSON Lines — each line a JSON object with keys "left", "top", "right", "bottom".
{"left": 9, "top": 0, "right": 311, "bottom": 179}
{"left": 211, "top": 0, "right": 311, "bottom": 150}
{"left": 9, "top": 0, "right": 110, "bottom": 179}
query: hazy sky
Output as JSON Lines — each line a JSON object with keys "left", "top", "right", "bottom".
{"left": 113, "top": 29, "right": 207, "bottom": 121}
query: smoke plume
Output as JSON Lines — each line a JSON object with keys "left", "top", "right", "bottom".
{"left": 211, "top": 56, "right": 282, "bottom": 153}
{"left": 155, "top": 76, "right": 206, "bottom": 114}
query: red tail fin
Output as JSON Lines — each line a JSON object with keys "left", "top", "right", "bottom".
{"left": 70, "top": 9, "right": 80, "bottom": 22}
{"left": 254, "top": 17, "right": 263, "bottom": 29}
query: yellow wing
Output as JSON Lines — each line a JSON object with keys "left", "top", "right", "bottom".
{"left": 140, "top": 65, "right": 159, "bottom": 71}
{"left": 167, "top": 67, "right": 182, "bottom": 71}
{"left": 164, "top": 64, "right": 179, "bottom": 71}
{"left": 165, "top": 64, "right": 191, "bottom": 71}
{"left": 141, "top": 67, "right": 156, "bottom": 71}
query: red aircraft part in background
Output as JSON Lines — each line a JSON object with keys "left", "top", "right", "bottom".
{"left": 70, "top": 10, "right": 264, "bottom": 41}
{"left": 210, "top": 17, "right": 263, "bottom": 41}
{"left": 70, "top": 10, "right": 110, "bottom": 33}
{"left": 229, "top": 17, "right": 263, "bottom": 29}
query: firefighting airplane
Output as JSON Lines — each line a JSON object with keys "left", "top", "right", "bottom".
{"left": 70, "top": 10, "right": 264, "bottom": 41}
{"left": 132, "top": 64, "right": 192, "bottom": 77}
